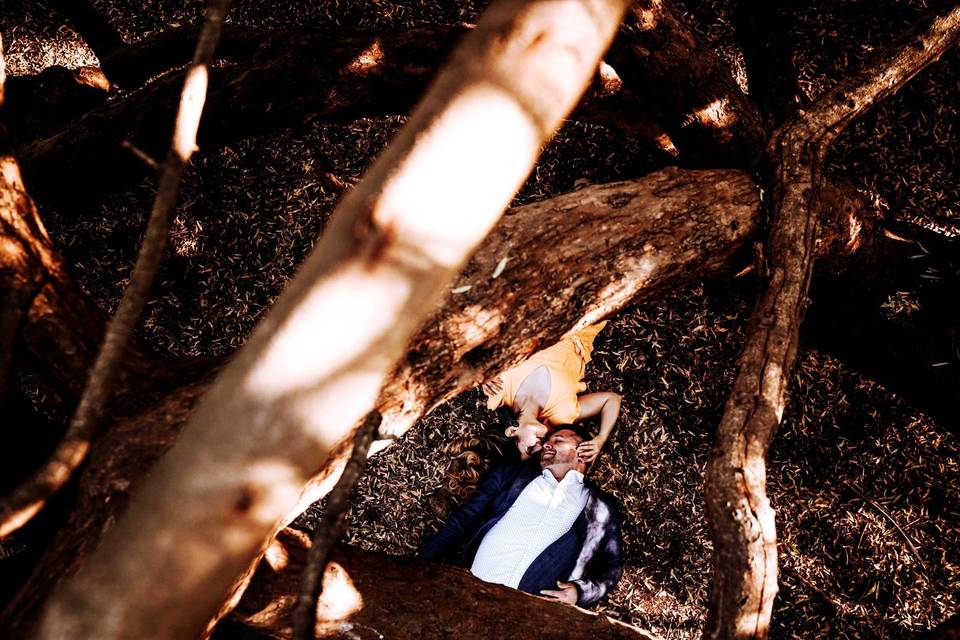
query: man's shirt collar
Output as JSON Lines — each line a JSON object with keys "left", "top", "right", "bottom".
{"left": 540, "top": 468, "right": 585, "bottom": 486}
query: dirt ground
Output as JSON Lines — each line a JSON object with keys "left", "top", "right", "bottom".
{"left": 2, "top": 0, "right": 959, "bottom": 638}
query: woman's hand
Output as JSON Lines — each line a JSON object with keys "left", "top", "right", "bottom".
{"left": 481, "top": 377, "right": 504, "bottom": 398}
{"left": 576, "top": 438, "right": 605, "bottom": 464}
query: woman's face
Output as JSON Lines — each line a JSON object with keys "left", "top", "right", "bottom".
{"left": 507, "top": 420, "right": 549, "bottom": 460}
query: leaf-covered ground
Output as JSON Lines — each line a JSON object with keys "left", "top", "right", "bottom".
{"left": 2, "top": 0, "right": 959, "bottom": 637}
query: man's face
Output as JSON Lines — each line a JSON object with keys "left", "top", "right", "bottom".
{"left": 539, "top": 429, "right": 584, "bottom": 470}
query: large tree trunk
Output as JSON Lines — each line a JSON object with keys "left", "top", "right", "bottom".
{"left": 33, "top": 1, "right": 631, "bottom": 637}
{"left": 1, "top": 166, "right": 876, "bottom": 637}
{"left": 213, "top": 529, "right": 659, "bottom": 640}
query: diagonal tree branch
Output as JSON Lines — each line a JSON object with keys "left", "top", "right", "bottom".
{"left": 290, "top": 411, "right": 381, "bottom": 640}
{"left": 0, "top": 0, "right": 233, "bottom": 541}
{"left": 101, "top": 24, "right": 273, "bottom": 88}
{"left": 703, "top": 4, "right": 960, "bottom": 638}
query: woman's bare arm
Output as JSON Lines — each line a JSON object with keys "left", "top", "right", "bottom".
{"left": 576, "top": 392, "right": 622, "bottom": 463}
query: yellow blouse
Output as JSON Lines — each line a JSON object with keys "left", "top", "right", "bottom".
{"left": 486, "top": 322, "right": 606, "bottom": 425}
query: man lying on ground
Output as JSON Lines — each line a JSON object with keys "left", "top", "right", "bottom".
{"left": 420, "top": 426, "right": 624, "bottom": 608}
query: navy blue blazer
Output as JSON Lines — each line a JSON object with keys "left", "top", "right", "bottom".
{"left": 420, "top": 460, "right": 624, "bottom": 607}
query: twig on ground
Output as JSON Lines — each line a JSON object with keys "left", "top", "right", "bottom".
{"left": 844, "top": 481, "right": 930, "bottom": 579}
{"left": 121, "top": 139, "right": 161, "bottom": 172}
{"left": 291, "top": 411, "right": 382, "bottom": 640}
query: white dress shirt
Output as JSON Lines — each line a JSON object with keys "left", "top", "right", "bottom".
{"left": 470, "top": 468, "right": 589, "bottom": 588}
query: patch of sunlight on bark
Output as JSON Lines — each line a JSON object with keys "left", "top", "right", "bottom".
{"left": 598, "top": 61, "right": 623, "bottom": 93}
{"left": 633, "top": 1, "right": 661, "bottom": 31}
{"left": 689, "top": 98, "right": 738, "bottom": 130}
{"left": 0, "top": 236, "right": 23, "bottom": 259}
{"left": 173, "top": 66, "right": 209, "bottom": 160}
{"left": 451, "top": 305, "right": 506, "bottom": 353}
{"left": 1, "top": 155, "right": 24, "bottom": 188}
{"left": 246, "top": 594, "right": 295, "bottom": 628}
{"left": 581, "top": 254, "right": 658, "bottom": 326}
{"left": 264, "top": 538, "right": 289, "bottom": 572}
{"left": 375, "top": 82, "right": 540, "bottom": 268}
{"left": 316, "top": 562, "right": 363, "bottom": 622}
{"left": 761, "top": 361, "right": 785, "bottom": 422}
{"left": 654, "top": 132, "right": 678, "bottom": 156}
{"left": 347, "top": 39, "right": 385, "bottom": 74}
{"left": 245, "top": 264, "right": 408, "bottom": 399}
{"left": 736, "top": 612, "right": 770, "bottom": 639}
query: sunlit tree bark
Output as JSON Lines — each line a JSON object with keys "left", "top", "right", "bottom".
{"left": 218, "top": 529, "right": 659, "bottom": 640}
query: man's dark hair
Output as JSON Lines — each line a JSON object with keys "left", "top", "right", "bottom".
{"left": 550, "top": 423, "right": 594, "bottom": 443}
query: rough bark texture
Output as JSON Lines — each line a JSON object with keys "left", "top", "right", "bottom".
{"left": 703, "top": 5, "right": 960, "bottom": 638}
{"left": 217, "top": 530, "right": 659, "bottom": 640}
{"left": 100, "top": 24, "right": 273, "bottom": 88}
{"left": 33, "top": 2, "right": 631, "bottom": 638}
{"left": 606, "top": 0, "right": 768, "bottom": 167}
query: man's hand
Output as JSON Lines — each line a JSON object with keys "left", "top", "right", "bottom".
{"left": 481, "top": 377, "right": 504, "bottom": 398}
{"left": 540, "top": 581, "right": 578, "bottom": 605}
{"left": 576, "top": 438, "right": 605, "bottom": 464}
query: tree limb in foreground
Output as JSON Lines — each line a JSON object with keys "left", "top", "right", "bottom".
{"left": 0, "top": 0, "right": 232, "bottom": 542}
{"left": 33, "top": 1, "right": 630, "bottom": 638}
{"left": 219, "top": 530, "right": 660, "bottom": 640}
{"left": 703, "top": 4, "right": 960, "bottom": 638}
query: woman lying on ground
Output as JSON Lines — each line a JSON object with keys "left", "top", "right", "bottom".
{"left": 482, "top": 321, "right": 622, "bottom": 464}
{"left": 431, "top": 323, "right": 621, "bottom": 517}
